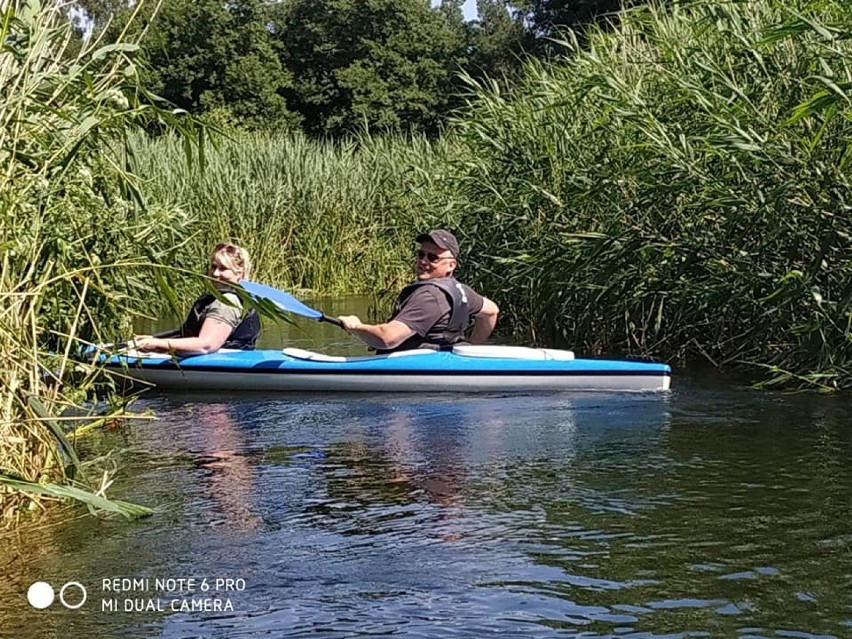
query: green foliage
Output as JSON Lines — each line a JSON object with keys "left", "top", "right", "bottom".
{"left": 467, "top": 0, "right": 531, "bottom": 81}
{"left": 82, "top": 0, "right": 299, "bottom": 131}
{"left": 525, "top": 0, "right": 637, "bottom": 36}
{"left": 71, "top": 0, "right": 659, "bottom": 135}
{"left": 271, "top": 0, "right": 469, "bottom": 136}
{"left": 130, "top": 131, "right": 462, "bottom": 296}
{"left": 450, "top": 0, "right": 852, "bottom": 389}
{"left": 0, "top": 0, "right": 200, "bottom": 523}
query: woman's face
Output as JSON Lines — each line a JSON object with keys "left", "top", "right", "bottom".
{"left": 209, "top": 253, "right": 243, "bottom": 285}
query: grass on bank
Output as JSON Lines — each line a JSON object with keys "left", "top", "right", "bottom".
{"left": 130, "top": 131, "right": 465, "bottom": 297}
{"left": 0, "top": 0, "right": 201, "bottom": 525}
{"left": 449, "top": 0, "right": 852, "bottom": 389}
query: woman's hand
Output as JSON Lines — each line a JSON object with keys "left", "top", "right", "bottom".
{"left": 133, "top": 335, "right": 167, "bottom": 352}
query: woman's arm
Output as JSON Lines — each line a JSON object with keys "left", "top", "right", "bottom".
{"left": 135, "top": 318, "right": 233, "bottom": 355}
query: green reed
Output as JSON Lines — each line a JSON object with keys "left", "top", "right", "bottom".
{"left": 0, "top": 0, "right": 200, "bottom": 524}
{"left": 131, "top": 131, "right": 462, "bottom": 298}
{"left": 116, "top": 0, "right": 851, "bottom": 390}
{"left": 450, "top": 0, "right": 852, "bottom": 389}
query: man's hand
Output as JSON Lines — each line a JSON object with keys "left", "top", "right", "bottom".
{"left": 337, "top": 315, "right": 365, "bottom": 332}
{"left": 336, "top": 317, "right": 415, "bottom": 350}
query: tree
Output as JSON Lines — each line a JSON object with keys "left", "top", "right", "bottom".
{"left": 524, "top": 0, "right": 644, "bottom": 41}
{"left": 467, "top": 0, "right": 530, "bottom": 81}
{"left": 272, "top": 0, "right": 468, "bottom": 136}
{"left": 75, "top": 0, "right": 298, "bottom": 130}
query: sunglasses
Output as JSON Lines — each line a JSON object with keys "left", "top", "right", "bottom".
{"left": 416, "top": 249, "right": 454, "bottom": 264}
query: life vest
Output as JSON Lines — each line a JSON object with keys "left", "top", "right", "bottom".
{"left": 180, "top": 293, "right": 260, "bottom": 350}
{"left": 379, "top": 277, "right": 471, "bottom": 353}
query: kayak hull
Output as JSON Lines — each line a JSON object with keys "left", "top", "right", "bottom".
{"left": 104, "top": 346, "right": 671, "bottom": 393}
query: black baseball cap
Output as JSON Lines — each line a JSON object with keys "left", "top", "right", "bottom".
{"left": 416, "top": 229, "right": 460, "bottom": 259}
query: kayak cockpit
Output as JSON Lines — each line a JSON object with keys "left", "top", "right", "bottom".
{"left": 279, "top": 345, "right": 576, "bottom": 363}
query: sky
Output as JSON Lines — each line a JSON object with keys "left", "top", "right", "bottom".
{"left": 461, "top": 0, "right": 478, "bottom": 21}
{"left": 431, "top": 0, "right": 479, "bottom": 22}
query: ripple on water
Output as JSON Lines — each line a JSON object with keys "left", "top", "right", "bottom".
{"left": 2, "top": 386, "right": 851, "bottom": 639}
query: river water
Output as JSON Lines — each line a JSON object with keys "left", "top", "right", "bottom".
{"left": 2, "top": 300, "right": 850, "bottom": 638}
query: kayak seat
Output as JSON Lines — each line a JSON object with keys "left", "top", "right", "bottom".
{"left": 451, "top": 345, "right": 575, "bottom": 360}
{"left": 282, "top": 348, "right": 437, "bottom": 363}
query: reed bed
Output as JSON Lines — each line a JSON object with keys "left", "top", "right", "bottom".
{"left": 450, "top": 0, "right": 852, "bottom": 389}
{"left": 113, "top": 0, "right": 851, "bottom": 390}
{"left": 0, "top": 0, "right": 198, "bottom": 524}
{"left": 132, "top": 132, "right": 462, "bottom": 297}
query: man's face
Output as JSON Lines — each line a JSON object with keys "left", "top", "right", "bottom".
{"left": 414, "top": 241, "right": 456, "bottom": 280}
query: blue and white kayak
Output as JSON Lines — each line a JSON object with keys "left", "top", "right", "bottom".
{"left": 104, "top": 345, "right": 671, "bottom": 393}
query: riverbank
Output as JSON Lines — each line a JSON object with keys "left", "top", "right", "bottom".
{"left": 0, "top": 1, "right": 198, "bottom": 525}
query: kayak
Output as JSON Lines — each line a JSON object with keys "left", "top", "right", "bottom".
{"left": 104, "top": 344, "right": 671, "bottom": 393}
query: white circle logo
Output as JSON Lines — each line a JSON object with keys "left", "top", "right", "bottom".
{"left": 27, "top": 582, "right": 55, "bottom": 609}
{"left": 59, "top": 582, "right": 87, "bottom": 610}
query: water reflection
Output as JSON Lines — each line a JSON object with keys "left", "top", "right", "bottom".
{"left": 3, "top": 376, "right": 852, "bottom": 638}
{"left": 298, "top": 397, "right": 571, "bottom": 546}
{"left": 188, "top": 403, "right": 261, "bottom": 532}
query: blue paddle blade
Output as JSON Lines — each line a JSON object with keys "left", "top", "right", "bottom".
{"left": 239, "top": 281, "right": 323, "bottom": 320}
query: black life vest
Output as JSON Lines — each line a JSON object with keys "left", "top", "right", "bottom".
{"left": 379, "top": 277, "right": 471, "bottom": 353}
{"left": 180, "top": 293, "right": 260, "bottom": 350}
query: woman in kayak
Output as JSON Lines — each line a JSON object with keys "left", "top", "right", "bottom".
{"left": 133, "top": 242, "right": 260, "bottom": 354}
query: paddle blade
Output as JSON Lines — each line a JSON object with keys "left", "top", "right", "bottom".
{"left": 239, "top": 281, "right": 324, "bottom": 320}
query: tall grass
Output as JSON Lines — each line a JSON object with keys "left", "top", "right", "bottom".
{"left": 0, "top": 0, "right": 199, "bottom": 524}
{"left": 132, "top": 132, "right": 462, "bottom": 297}
{"left": 450, "top": 0, "right": 852, "bottom": 389}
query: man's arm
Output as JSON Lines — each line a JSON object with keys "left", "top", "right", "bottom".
{"left": 337, "top": 317, "right": 415, "bottom": 350}
{"left": 468, "top": 297, "right": 499, "bottom": 344}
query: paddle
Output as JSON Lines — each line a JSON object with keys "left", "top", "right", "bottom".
{"left": 111, "top": 281, "right": 341, "bottom": 352}
{"left": 239, "top": 280, "right": 344, "bottom": 328}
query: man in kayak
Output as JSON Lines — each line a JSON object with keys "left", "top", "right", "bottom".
{"left": 132, "top": 242, "right": 260, "bottom": 354}
{"left": 337, "top": 229, "right": 499, "bottom": 353}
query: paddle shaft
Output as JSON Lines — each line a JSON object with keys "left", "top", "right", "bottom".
{"left": 320, "top": 315, "right": 344, "bottom": 328}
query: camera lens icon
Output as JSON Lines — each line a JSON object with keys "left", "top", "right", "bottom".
{"left": 28, "top": 581, "right": 87, "bottom": 610}
{"left": 27, "top": 582, "right": 54, "bottom": 609}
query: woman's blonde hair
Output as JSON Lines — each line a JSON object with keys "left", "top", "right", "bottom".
{"left": 210, "top": 242, "right": 251, "bottom": 279}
